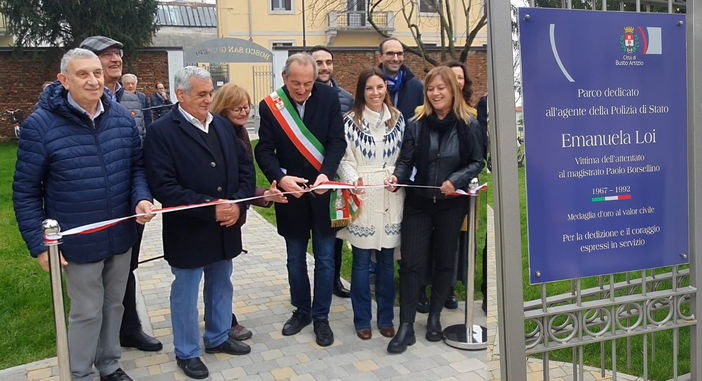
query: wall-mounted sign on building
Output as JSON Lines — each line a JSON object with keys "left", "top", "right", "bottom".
{"left": 184, "top": 38, "right": 273, "bottom": 65}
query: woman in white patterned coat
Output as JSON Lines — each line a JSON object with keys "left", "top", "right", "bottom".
{"left": 337, "top": 66, "right": 405, "bottom": 340}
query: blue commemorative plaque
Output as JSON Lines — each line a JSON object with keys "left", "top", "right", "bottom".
{"left": 519, "top": 8, "right": 689, "bottom": 284}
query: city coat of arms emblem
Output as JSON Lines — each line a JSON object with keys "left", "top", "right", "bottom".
{"left": 620, "top": 26, "right": 639, "bottom": 54}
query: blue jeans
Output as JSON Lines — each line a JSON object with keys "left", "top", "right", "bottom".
{"left": 351, "top": 247, "right": 396, "bottom": 330}
{"left": 170, "top": 259, "right": 233, "bottom": 359}
{"left": 285, "top": 228, "right": 336, "bottom": 321}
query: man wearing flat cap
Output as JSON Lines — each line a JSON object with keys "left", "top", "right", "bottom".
{"left": 79, "top": 36, "right": 162, "bottom": 353}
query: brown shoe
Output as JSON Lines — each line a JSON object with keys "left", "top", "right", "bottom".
{"left": 356, "top": 329, "right": 372, "bottom": 340}
{"left": 379, "top": 327, "right": 395, "bottom": 338}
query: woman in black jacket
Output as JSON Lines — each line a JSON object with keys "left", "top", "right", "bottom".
{"left": 384, "top": 66, "right": 484, "bottom": 354}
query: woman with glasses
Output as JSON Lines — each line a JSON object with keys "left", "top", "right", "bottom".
{"left": 211, "top": 83, "right": 287, "bottom": 341}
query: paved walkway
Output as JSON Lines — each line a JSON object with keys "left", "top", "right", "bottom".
{"left": 2, "top": 209, "right": 487, "bottom": 381}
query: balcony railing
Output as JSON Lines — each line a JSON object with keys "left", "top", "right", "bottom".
{"left": 327, "top": 11, "right": 394, "bottom": 32}
{"left": 0, "top": 14, "right": 7, "bottom": 35}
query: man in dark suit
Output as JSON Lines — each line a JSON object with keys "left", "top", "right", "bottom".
{"left": 255, "top": 53, "right": 346, "bottom": 347}
{"left": 143, "top": 66, "right": 256, "bottom": 380}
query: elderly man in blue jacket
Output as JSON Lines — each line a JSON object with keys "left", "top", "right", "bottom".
{"left": 79, "top": 36, "right": 163, "bottom": 354}
{"left": 13, "top": 48, "right": 154, "bottom": 381}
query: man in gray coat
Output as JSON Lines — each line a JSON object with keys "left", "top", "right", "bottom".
{"left": 80, "top": 35, "right": 163, "bottom": 353}
{"left": 310, "top": 45, "right": 352, "bottom": 299}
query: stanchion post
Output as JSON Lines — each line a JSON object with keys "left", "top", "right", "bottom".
{"left": 443, "top": 178, "right": 488, "bottom": 350}
{"left": 42, "top": 219, "right": 71, "bottom": 381}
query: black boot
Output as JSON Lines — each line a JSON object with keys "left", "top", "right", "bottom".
{"left": 333, "top": 278, "right": 350, "bottom": 298}
{"left": 444, "top": 287, "right": 458, "bottom": 310}
{"left": 387, "top": 323, "right": 416, "bottom": 354}
{"left": 417, "top": 286, "right": 429, "bottom": 314}
{"left": 426, "top": 313, "right": 443, "bottom": 342}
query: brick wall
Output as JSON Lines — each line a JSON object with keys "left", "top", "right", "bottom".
{"left": 0, "top": 50, "right": 169, "bottom": 140}
{"left": 126, "top": 51, "right": 171, "bottom": 98}
{"left": 326, "top": 48, "right": 488, "bottom": 106}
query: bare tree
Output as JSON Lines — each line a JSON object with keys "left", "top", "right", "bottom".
{"left": 307, "top": 0, "right": 487, "bottom": 67}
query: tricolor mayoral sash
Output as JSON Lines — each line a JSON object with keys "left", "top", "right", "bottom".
{"left": 264, "top": 88, "right": 360, "bottom": 227}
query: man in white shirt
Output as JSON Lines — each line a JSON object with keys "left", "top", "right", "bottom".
{"left": 143, "top": 67, "right": 256, "bottom": 380}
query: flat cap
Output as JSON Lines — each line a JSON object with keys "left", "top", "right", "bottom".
{"left": 79, "top": 36, "right": 123, "bottom": 54}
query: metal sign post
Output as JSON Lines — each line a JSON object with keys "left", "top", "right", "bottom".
{"left": 43, "top": 219, "right": 71, "bottom": 381}
{"left": 443, "top": 178, "right": 488, "bottom": 350}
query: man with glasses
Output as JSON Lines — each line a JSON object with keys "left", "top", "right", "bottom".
{"left": 152, "top": 83, "right": 174, "bottom": 121}
{"left": 79, "top": 36, "right": 163, "bottom": 354}
{"left": 377, "top": 37, "right": 424, "bottom": 121}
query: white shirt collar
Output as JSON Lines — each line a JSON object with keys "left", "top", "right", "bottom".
{"left": 67, "top": 93, "right": 105, "bottom": 121}
{"left": 178, "top": 104, "right": 213, "bottom": 133}
{"left": 104, "top": 82, "right": 122, "bottom": 101}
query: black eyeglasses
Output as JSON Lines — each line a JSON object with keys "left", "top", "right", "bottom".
{"left": 384, "top": 51, "right": 404, "bottom": 58}
{"left": 232, "top": 104, "right": 252, "bottom": 114}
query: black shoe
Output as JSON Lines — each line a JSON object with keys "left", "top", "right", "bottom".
{"left": 176, "top": 357, "right": 209, "bottom": 380}
{"left": 120, "top": 330, "right": 163, "bottom": 352}
{"left": 387, "top": 323, "right": 416, "bottom": 354}
{"left": 205, "top": 338, "right": 251, "bottom": 355}
{"left": 333, "top": 278, "right": 351, "bottom": 298}
{"left": 426, "top": 313, "right": 443, "bottom": 342}
{"left": 444, "top": 288, "right": 458, "bottom": 310}
{"left": 282, "top": 310, "right": 312, "bottom": 336}
{"left": 417, "top": 287, "right": 430, "bottom": 314}
{"left": 100, "top": 368, "right": 132, "bottom": 381}
{"left": 313, "top": 321, "right": 335, "bottom": 346}
{"left": 482, "top": 298, "right": 487, "bottom": 314}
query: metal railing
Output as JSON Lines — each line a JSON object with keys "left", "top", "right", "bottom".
{"left": 488, "top": 0, "right": 701, "bottom": 381}
{"left": 326, "top": 10, "right": 394, "bottom": 32}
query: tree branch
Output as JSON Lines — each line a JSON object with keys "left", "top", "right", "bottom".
{"left": 400, "top": 0, "right": 437, "bottom": 68}
{"left": 444, "top": 0, "right": 456, "bottom": 59}
{"left": 459, "top": 0, "right": 487, "bottom": 63}
{"left": 367, "top": 0, "right": 392, "bottom": 39}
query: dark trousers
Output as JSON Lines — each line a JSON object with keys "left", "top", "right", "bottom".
{"left": 120, "top": 224, "right": 144, "bottom": 336}
{"left": 334, "top": 238, "right": 344, "bottom": 281}
{"left": 285, "top": 227, "right": 336, "bottom": 321}
{"left": 399, "top": 196, "right": 467, "bottom": 324}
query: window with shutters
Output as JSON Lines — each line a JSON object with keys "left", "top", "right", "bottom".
{"left": 419, "top": 0, "right": 440, "bottom": 14}
{"left": 271, "top": 0, "right": 293, "bottom": 12}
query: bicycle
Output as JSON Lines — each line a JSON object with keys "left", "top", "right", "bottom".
{"left": 4, "top": 109, "right": 24, "bottom": 139}
{"left": 517, "top": 136, "right": 525, "bottom": 166}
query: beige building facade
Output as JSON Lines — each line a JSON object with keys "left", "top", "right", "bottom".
{"left": 211, "top": 0, "right": 487, "bottom": 101}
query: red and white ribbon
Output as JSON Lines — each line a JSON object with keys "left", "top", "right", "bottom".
{"left": 44, "top": 181, "right": 487, "bottom": 241}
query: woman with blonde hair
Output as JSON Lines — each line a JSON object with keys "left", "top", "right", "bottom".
{"left": 385, "top": 66, "right": 484, "bottom": 354}
{"left": 211, "top": 82, "right": 287, "bottom": 341}
{"left": 414, "top": 60, "right": 478, "bottom": 313}
{"left": 337, "top": 66, "right": 405, "bottom": 340}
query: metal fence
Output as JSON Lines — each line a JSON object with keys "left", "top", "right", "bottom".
{"left": 208, "top": 63, "right": 229, "bottom": 90}
{"left": 252, "top": 65, "right": 273, "bottom": 117}
{"left": 487, "top": 0, "right": 701, "bottom": 380}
